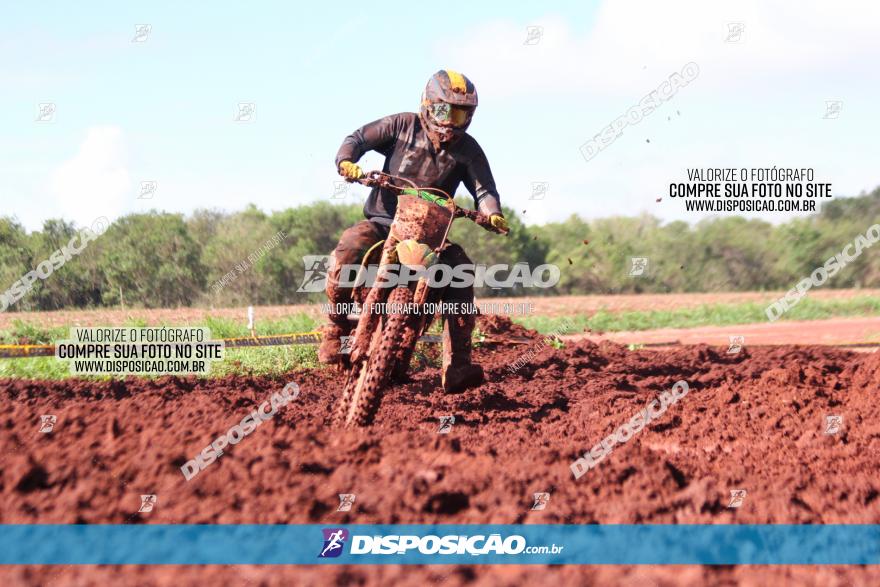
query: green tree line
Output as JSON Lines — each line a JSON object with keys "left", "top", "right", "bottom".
{"left": 2, "top": 187, "right": 880, "bottom": 311}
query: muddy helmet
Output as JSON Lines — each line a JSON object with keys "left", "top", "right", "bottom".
{"left": 419, "top": 69, "right": 478, "bottom": 146}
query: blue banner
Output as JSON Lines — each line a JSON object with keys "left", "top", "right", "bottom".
{"left": 1, "top": 524, "right": 878, "bottom": 565}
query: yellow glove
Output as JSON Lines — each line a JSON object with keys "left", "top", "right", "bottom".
{"left": 338, "top": 161, "right": 363, "bottom": 180}
{"left": 489, "top": 214, "right": 509, "bottom": 232}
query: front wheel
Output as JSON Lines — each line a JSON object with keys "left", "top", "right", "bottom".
{"left": 335, "top": 287, "right": 415, "bottom": 427}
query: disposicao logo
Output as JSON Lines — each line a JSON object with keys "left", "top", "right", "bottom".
{"left": 319, "top": 528, "right": 349, "bottom": 558}
{"left": 316, "top": 528, "right": 561, "bottom": 558}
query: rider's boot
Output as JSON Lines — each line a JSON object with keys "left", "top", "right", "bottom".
{"left": 441, "top": 312, "right": 484, "bottom": 393}
{"left": 318, "top": 254, "right": 353, "bottom": 367}
{"left": 319, "top": 221, "right": 385, "bottom": 367}
{"left": 318, "top": 319, "right": 351, "bottom": 366}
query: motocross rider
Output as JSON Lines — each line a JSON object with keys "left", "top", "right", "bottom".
{"left": 319, "top": 69, "right": 508, "bottom": 393}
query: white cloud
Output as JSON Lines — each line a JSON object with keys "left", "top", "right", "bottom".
{"left": 435, "top": 1, "right": 880, "bottom": 225}
{"left": 438, "top": 1, "right": 880, "bottom": 98}
{"left": 48, "top": 126, "right": 131, "bottom": 228}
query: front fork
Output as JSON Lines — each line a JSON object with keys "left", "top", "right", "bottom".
{"left": 349, "top": 235, "right": 398, "bottom": 364}
{"left": 349, "top": 237, "right": 438, "bottom": 368}
{"left": 389, "top": 277, "right": 438, "bottom": 378}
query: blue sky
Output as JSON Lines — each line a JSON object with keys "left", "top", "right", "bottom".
{"left": 2, "top": 0, "right": 878, "bottom": 231}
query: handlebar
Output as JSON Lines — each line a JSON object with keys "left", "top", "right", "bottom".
{"left": 350, "top": 170, "right": 401, "bottom": 191}
{"left": 349, "top": 171, "right": 509, "bottom": 236}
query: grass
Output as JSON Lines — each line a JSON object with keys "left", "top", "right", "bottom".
{"left": 210, "top": 346, "right": 319, "bottom": 377}
{"left": 0, "top": 355, "right": 72, "bottom": 380}
{"left": 1, "top": 295, "right": 877, "bottom": 380}
{"left": 0, "top": 319, "right": 68, "bottom": 345}
{"left": 201, "top": 315, "right": 321, "bottom": 339}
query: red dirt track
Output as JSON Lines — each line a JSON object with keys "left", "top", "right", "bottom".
{"left": 577, "top": 316, "right": 880, "bottom": 348}
{"left": 2, "top": 318, "right": 879, "bottom": 585}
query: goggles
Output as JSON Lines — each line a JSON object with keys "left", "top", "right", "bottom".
{"left": 427, "top": 102, "right": 472, "bottom": 128}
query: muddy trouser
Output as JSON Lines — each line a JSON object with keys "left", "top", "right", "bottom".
{"left": 326, "top": 219, "right": 477, "bottom": 370}
{"left": 326, "top": 220, "right": 388, "bottom": 329}
{"left": 436, "top": 243, "right": 477, "bottom": 374}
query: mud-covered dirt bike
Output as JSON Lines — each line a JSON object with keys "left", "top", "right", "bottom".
{"left": 333, "top": 170, "right": 508, "bottom": 428}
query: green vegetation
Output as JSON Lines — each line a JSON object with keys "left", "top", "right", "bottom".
{"left": 2, "top": 188, "right": 880, "bottom": 311}
{"left": 1, "top": 319, "right": 68, "bottom": 345}
{"left": 0, "top": 355, "right": 71, "bottom": 380}
{"left": 210, "top": 346, "right": 320, "bottom": 377}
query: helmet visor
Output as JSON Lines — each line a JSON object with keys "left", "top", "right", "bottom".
{"left": 427, "top": 102, "right": 472, "bottom": 128}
